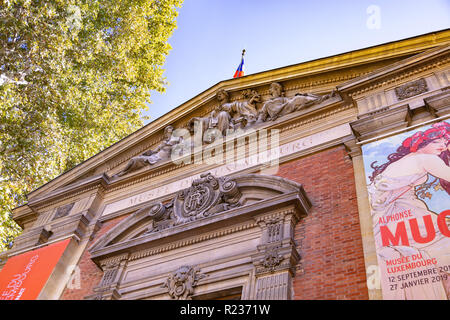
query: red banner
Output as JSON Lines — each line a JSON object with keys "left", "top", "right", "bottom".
{"left": 0, "top": 238, "right": 71, "bottom": 300}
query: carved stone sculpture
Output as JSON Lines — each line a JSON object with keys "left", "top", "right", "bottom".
{"left": 215, "top": 88, "right": 261, "bottom": 132}
{"left": 108, "top": 83, "right": 337, "bottom": 178}
{"left": 140, "top": 173, "right": 243, "bottom": 233}
{"left": 187, "top": 115, "right": 212, "bottom": 144}
{"left": 188, "top": 88, "right": 262, "bottom": 144}
{"left": 257, "top": 82, "right": 321, "bottom": 122}
{"left": 161, "top": 265, "right": 206, "bottom": 300}
{"left": 236, "top": 89, "right": 261, "bottom": 128}
{"left": 114, "top": 126, "right": 183, "bottom": 177}
{"left": 143, "top": 202, "right": 176, "bottom": 234}
{"left": 261, "top": 246, "right": 283, "bottom": 272}
{"left": 394, "top": 78, "right": 428, "bottom": 100}
{"left": 173, "top": 172, "right": 242, "bottom": 224}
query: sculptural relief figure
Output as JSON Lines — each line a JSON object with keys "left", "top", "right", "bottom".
{"left": 257, "top": 82, "right": 321, "bottom": 122}
{"left": 161, "top": 265, "right": 206, "bottom": 300}
{"left": 114, "top": 126, "right": 182, "bottom": 177}
{"left": 188, "top": 88, "right": 261, "bottom": 144}
{"left": 239, "top": 89, "right": 261, "bottom": 128}
{"left": 214, "top": 88, "right": 260, "bottom": 132}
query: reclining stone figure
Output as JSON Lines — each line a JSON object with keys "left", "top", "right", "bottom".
{"left": 113, "top": 126, "right": 182, "bottom": 177}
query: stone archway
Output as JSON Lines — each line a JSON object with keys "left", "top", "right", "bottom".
{"left": 87, "top": 173, "right": 311, "bottom": 300}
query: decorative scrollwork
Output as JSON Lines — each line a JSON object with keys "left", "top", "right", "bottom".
{"left": 173, "top": 173, "right": 242, "bottom": 224}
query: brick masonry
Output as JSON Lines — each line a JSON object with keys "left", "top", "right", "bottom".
{"left": 60, "top": 214, "right": 129, "bottom": 300}
{"left": 60, "top": 145, "right": 368, "bottom": 300}
{"left": 276, "top": 145, "right": 368, "bottom": 300}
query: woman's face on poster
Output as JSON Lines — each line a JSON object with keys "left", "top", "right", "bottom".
{"left": 417, "top": 138, "right": 447, "bottom": 155}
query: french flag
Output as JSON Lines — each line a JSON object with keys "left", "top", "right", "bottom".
{"left": 233, "top": 50, "right": 245, "bottom": 78}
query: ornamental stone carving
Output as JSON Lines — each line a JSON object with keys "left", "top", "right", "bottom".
{"left": 265, "top": 217, "right": 283, "bottom": 243}
{"left": 161, "top": 265, "right": 206, "bottom": 300}
{"left": 111, "top": 83, "right": 334, "bottom": 177}
{"left": 52, "top": 202, "right": 74, "bottom": 221}
{"left": 139, "top": 173, "right": 243, "bottom": 232}
{"left": 173, "top": 172, "right": 242, "bottom": 224}
{"left": 394, "top": 78, "right": 428, "bottom": 100}
{"left": 257, "top": 82, "right": 322, "bottom": 122}
{"left": 86, "top": 255, "right": 128, "bottom": 300}
{"left": 261, "top": 246, "right": 283, "bottom": 272}
{"left": 187, "top": 88, "right": 261, "bottom": 144}
{"left": 113, "top": 125, "right": 184, "bottom": 177}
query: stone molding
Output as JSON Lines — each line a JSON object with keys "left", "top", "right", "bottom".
{"left": 84, "top": 174, "right": 309, "bottom": 300}
{"left": 128, "top": 221, "right": 257, "bottom": 262}
{"left": 344, "top": 52, "right": 450, "bottom": 98}
{"left": 22, "top": 30, "right": 450, "bottom": 204}
{"left": 89, "top": 174, "right": 310, "bottom": 261}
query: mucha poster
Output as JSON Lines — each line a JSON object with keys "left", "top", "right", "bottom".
{"left": 362, "top": 120, "right": 450, "bottom": 300}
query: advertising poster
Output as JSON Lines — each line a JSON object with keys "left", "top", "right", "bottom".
{"left": 362, "top": 120, "right": 450, "bottom": 300}
{"left": 0, "top": 238, "right": 71, "bottom": 300}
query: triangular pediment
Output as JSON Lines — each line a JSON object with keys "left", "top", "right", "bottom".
{"left": 337, "top": 43, "right": 450, "bottom": 94}
{"left": 20, "top": 30, "right": 450, "bottom": 208}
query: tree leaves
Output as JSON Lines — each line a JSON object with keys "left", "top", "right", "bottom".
{"left": 0, "top": 0, "right": 182, "bottom": 252}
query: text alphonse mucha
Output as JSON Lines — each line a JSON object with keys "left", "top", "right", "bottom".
{"left": 380, "top": 209, "right": 450, "bottom": 292}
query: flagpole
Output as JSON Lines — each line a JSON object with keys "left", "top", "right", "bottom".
{"left": 233, "top": 49, "right": 246, "bottom": 78}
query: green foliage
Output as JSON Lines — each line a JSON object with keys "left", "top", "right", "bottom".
{"left": 0, "top": 0, "right": 182, "bottom": 252}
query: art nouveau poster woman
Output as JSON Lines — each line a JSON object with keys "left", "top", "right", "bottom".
{"left": 365, "top": 121, "right": 450, "bottom": 299}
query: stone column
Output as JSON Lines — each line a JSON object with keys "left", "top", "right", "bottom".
{"left": 86, "top": 254, "right": 129, "bottom": 300}
{"left": 343, "top": 136, "right": 382, "bottom": 300}
{"left": 251, "top": 209, "right": 302, "bottom": 300}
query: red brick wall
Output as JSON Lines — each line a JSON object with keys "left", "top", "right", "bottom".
{"left": 60, "top": 214, "right": 129, "bottom": 300}
{"left": 276, "top": 145, "right": 368, "bottom": 300}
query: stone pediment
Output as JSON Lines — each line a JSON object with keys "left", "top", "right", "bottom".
{"left": 24, "top": 82, "right": 340, "bottom": 209}
{"left": 15, "top": 30, "right": 450, "bottom": 223}
{"left": 88, "top": 173, "right": 311, "bottom": 264}
{"left": 337, "top": 44, "right": 450, "bottom": 96}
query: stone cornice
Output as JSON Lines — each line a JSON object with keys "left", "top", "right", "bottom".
{"left": 338, "top": 45, "right": 450, "bottom": 97}
{"left": 127, "top": 221, "right": 257, "bottom": 262}
{"left": 19, "top": 96, "right": 352, "bottom": 214}
{"left": 24, "top": 30, "right": 450, "bottom": 202}
{"left": 89, "top": 178, "right": 309, "bottom": 266}
{"left": 13, "top": 174, "right": 108, "bottom": 225}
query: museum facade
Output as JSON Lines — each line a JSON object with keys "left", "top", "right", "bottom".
{"left": 1, "top": 29, "right": 449, "bottom": 300}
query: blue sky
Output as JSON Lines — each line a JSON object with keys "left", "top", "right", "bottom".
{"left": 144, "top": 0, "right": 450, "bottom": 124}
